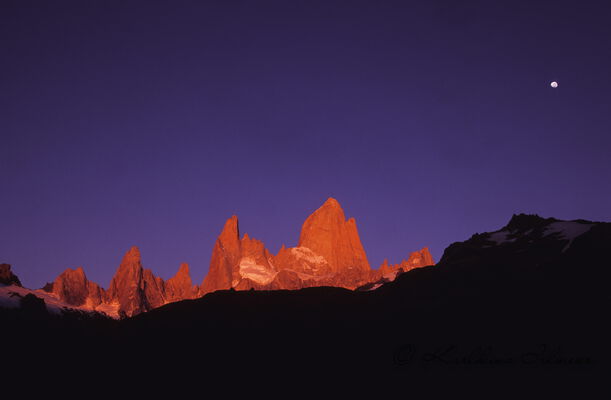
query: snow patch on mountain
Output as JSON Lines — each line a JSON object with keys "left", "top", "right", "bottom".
{"left": 382, "top": 270, "right": 400, "bottom": 280}
{"left": 87, "top": 298, "right": 120, "bottom": 318}
{"left": 368, "top": 283, "right": 384, "bottom": 291}
{"left": 289, "top": 270, "right": 331, "bottom": 282}
{"left": 290, "top": 247, "right": 328, "bottom": 266}
{"left": 544, "top": 221, "right": 593, "bottom": 252}
{"left": 487, "top": 230, "right": 516, "bottom": 245}
{"left": 0, "top": 285, "right": 108, "bottom": 316}
{"left": 238, "top": 257, "right": 277, "bottom": 285}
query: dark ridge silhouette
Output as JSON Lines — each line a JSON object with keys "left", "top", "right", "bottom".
{"left": 502, "top": 213, "right": 557, "bottom": 232}
{"left": 2, "top": 215, "right": 610, "bottom": 390}
{"left": 0, "top": 264, "right": 22, "bottom": 287}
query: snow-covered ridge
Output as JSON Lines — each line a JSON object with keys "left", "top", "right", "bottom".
{"left": 290, "top": 247, "right": 328, "bottom": 266}
{"left": 484, "top": 219, "right": 593, "bottom": 253}
{"left": 238, "top": 257, "right": 277, "bottom": 285}
{"left": 543, "top": 221, "right": 593, "bottom": 252}
{"left": 0, "top": 285, "right": 116, "bottom": 317}
{"left": 288, "top": 270, "right": 331, "bottom": 282}
{"left": 487, "top": 230, "right": 516, "bottom": 245}
{"left": 382, "top": 270, "right": 400, "bottom": 280}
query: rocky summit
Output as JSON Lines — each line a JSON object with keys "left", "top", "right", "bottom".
{"left": 13, "top": 198, "right": 435, "bottom": 317}
{"left": 0, "top": 264, "right": 22, "bottom": 287}
{"left": 105, "top": 247, "right": 197, "bottom": 317}
{"left": 165, "top": 263, "right": 198, "bottom": 302}
{"left": 3, "top": 210, "right": 609, "bottom": 389}
{"left": 50, "top": 267, "right": 105, "bottom": 308}
{"left": 43, "top": 247, "right": 197, "bottom": 318}
{"left": 200, "top": 197, "right": 434, "bottom": 294}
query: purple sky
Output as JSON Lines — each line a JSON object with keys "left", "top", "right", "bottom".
{"left": 2, "top": 1, "right": 611, "bottom": 289}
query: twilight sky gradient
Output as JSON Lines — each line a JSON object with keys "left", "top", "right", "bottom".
{"left": 2, "top": 0, "right": 611, "bottom": 289}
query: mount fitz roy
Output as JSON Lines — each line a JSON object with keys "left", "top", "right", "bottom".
{"left": 3, "top": 201, "right": 609, "bottom": 391}
{"left": 34, "top": 198, "right": 434, "bottom": 318}
{"left": 4, "top": 209, "right": 608, "bottom": 386}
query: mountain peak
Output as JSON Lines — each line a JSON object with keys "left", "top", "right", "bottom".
{"left": 304, "top": 198, "right": 347, "bottom": 226}
{"left": 0, "top": 264, "right": 22, "bottom": 287}
{"left": 123, "top": 246, "right": 141, "bottom": 263}
{"left": 316, "top": 197, "right": 345, "bottom": 216}
{"left": 52, "top": 265, "right": 103, "bottom": 307}
{"left": 66, "top": 266, "right": 86, "bottom": 278}
{"left": 503, "top": 214, "right": 557, "bottom": 232}
{"left": 177, "top": 263, "right": 190, "bottom": 275}
{"left": 59, "top": 267, "right": 86, "bottom": 279}
{"left": 166, "top": 263, "right": 197, "bottom": 302}
{"left": 220, "top": 215, "right": 240, "bottom": 243}
{"left": 409, "top": 247, "right": 435, "bottom": 266}
{"left": 298, "top": 197, "right": 370, "bottom": 282}
{"left": 323, "top": 197, "right": 341, "bottom": 208}
{"left": 200, "top": 215, "right": 243, "bottom": 294}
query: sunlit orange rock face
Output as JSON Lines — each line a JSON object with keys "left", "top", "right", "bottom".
{"left": 368, "top": 247, "right": 435, "bottom": 283}
{"left": 107, "top": 246, "right": 170, "bottom": 317}
{"left": 296, "top": 197, "right": 371, "bottom": 288}
{"left": 199, "top": 217, "right": 278, "bottom": 294}
{"left": 0, "top": 264, "right": 22, "bottom": 287}
{"left": 49, "top": 247, "right": 198, "bottom": 317}
{"left": 199, "top": 216, "right": 242, "bottom": 294}
{"left": 51, "top": 267, "right": 105, "bottom": 307}
{"left": 47, "top": 197, "right": 434, "bottom": 316}
{"left": 200, "top": 197, "right": 435, "bottom": 294}
{"left": 107, "top": 247, "right": 146, "bottom": 316}
{"left": 165, "top": 263, "right": 198, "bottom": 302}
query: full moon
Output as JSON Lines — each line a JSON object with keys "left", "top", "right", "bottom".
{"left": 550, "top": 81, "right": 558, "bottom": 88}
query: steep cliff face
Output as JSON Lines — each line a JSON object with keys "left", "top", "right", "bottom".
{"left": 106, "top": 247, "right": 139, "bottom": 316}
{"left": 233, "top": 234, "right": 277, "bottom": 291}
{"left": 299, "top": 198, "right": 370, "bottom": 271}
{"left": 166, "top": 263, "right": 198, "bottom": 302}
{"left": 269, "top": 198, "right": 376, "bottom": 289}
{"left": 0, "top": 264, "right": 22, "bottom": 287}
{"left": 51, "top": 267, "right": 106, "bottom": 307}
{"left": 366, "top": 247, "right": 435, "bottom": 287}
{"left": 273, "top": 245, "right": 333, "bottom": 282}
{"left": 295, "top": 198, "right": 371, "bottom": 288}
{"left": 107, "top": 247, "right": 158, "bottom": 317}
{"left": 199, "top": 217, "right": 279, "bottom": 294}
{"left": 142, "top": 268, "right": 167, "bottom": 310}
{"left": 200, "top": 198, "right": 433, "bottom": 293}
{"left": 200, "top": 216, "right": 242, "bottom": 295}
{"left": 33, "top": 197, "right": 436, "bottom": 315}
{"left": 45, "top": 248, "right": 201, "bottom": 318}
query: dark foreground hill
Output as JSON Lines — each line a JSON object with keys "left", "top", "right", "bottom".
{"left": 2, "top": 214, "right": 610, "bottom": 391}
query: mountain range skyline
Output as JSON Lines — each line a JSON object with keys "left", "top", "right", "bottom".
{"left": 4, "top": 197, "right": 434, "bottom": 317}
{"left": 3, "top": 1, "right": 611, "bottom": 391}
{"left": 4, "top": 194, "right": 607, "bottom": 291}
{"left": 3, "top": 1, "right": 611, "bottom": 292}
{"left": 3, "top": 207, "right": 608, "bottom": 389}
{"left": 4, "top": 204, "right": 606, "bottom": 321}
{"left": 6, "top": 197, "right": 439, "bottom": 290}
